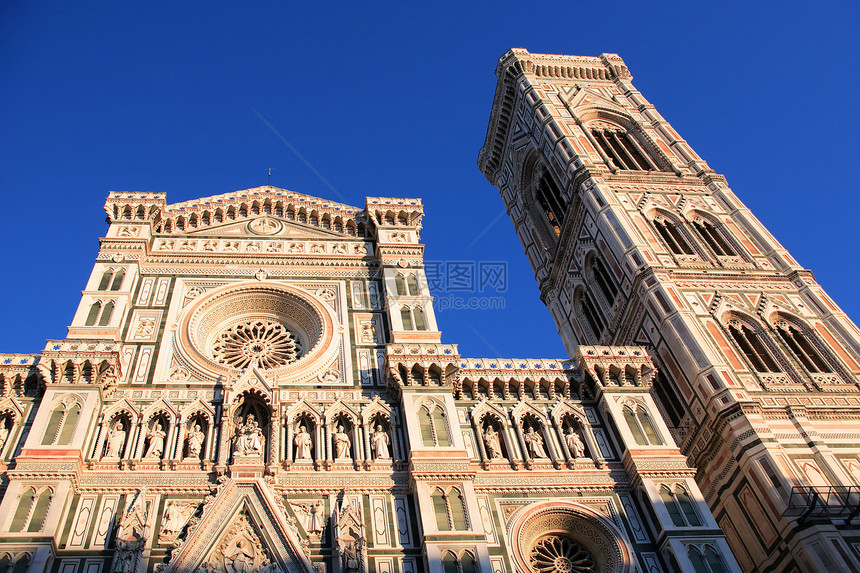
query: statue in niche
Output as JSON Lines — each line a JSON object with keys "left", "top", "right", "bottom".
{"left": 144, "top": 422, "right": 166, "bottom": 459}
{"left": 483, "top": 425, "right": 502, "bottom": 460}
{"left": 333, "top": 425, "right": 351, "bottom": 459}
{"left": 105, "top": 420, "right": 127, "bottom": 458}
{"left": 233, "top": 414, "right": 265, "bottom": 457}
{"left": 524, "top": 426, "right": 547, "bottom": 459}
{"left": 294, "top": 425, "right": 313, "bottom": 460}
{"left": 565, "top": 427, "right": 587, "bottom": 459}
{"left": 113, "top": 490, "right": 147, "bottom": 573}
{"left": 186, "top": 423, "right": 205, "bottom": 459}
{"left": 371, "top": 425, "right": 390, "bottom": 459}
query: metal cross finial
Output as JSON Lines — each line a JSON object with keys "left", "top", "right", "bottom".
{"left": 265, "top": 167, "right": 275, "bottom": 186}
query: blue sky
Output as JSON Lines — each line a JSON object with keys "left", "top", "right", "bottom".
{"left": 1, "top": 2, "right": 858, "bottom": 359}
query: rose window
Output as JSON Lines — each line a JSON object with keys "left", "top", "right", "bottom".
{"left": 529, "top": 535, "right": 596, "bottom": 573}
{"left": 212, "top": 320, "right": 302, "bottom": 370}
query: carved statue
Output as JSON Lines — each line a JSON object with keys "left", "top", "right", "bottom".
{"left": 371, "top": 425, "right": 390, "bottom": 459}
{"left": 566, "top": 427, "right": 586, "bottom": 459}
{"left": 223, "top": 537, "right": 255, "bottom": 573}
{"left": 113, "top": 490, "right": 147, "bottom": 573}
{"left": 186, "top": 423, "right": 205, "bottom": 459}
{"left": 105, "top": 421, "right": 127, "bottom": 458}
{"left": 294, "top": 425, "right": 312, "bottom": 460}
{"left": 483, "top": 425, "right": 502, "bottom": 459}
{"left": 159, "top": 501, "right": 196, "bottom": 540}
{"left": 144, "top": 422, "right": 166, "bottom": 459}
{"left": 232, "top": 414, "right": 265, "bottom": 457}
{"left": 294, "top": 501, "right": 324, "bottom": 534}
{"left": 334, "top": 425, "right": 351, "bottom": 459}
{"left": 524, "top": 426, "right": 547, "bottom": 459}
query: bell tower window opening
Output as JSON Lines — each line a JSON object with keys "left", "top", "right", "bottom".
{"left": 728, "top": 322, "right": 780, "bottom": 373}
{"left": 654, "top": 219, "right": 695, "bottom": 256}
{"left": 591, "top": 128, "right": 661, "bottom": 172}
{"left": 688, "top": 545, "right": 728, "bottom": 573}
{"left": 775, "top": 322, "right": 832, "bottom": 373}
{"left": 590, "top": 257, "right": 617, "bottom": 306}
{"left": 578, "top": 290, "right": 606, "bottom": 341}
{"left": 533, "top": 169, "right": 566, "bottom": 237}
{"left": 85, "top": 300, "right": 115, "bottom": 327}
{"left": 693, "top": 219, "right": 736, "bottom": 257}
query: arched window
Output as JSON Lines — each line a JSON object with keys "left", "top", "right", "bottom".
{"left": 442, "top": 551, "right": 476, "bottom": 573}
{"left": 395, "top": 275, "right": 407, "bottom": 296}
{"left": 653, "top": 218, "right": 695, "bottom": 256}
{"left": 400, "top": 306, "right": 413, "bottom": 330}
{"left": 675, "top": 485, "right": 702, "bottom": 526}
{"left": 430, "top": 488, "right": 468, "bottom": 532}
{"left": 660, "top": 485, "right": 685, "bottom": 527}
{"left": 590, "top": 257, "right": 618, "bottom": 306}
{"left": 660, "top": 485, "right": 701, "bottom": 527}
{"left": 693, "top": 219, "right": 736, "bottom": 257}
{"left": 407, "top": 274, "right": 419, "bottom": 295}
{"left": 418, "top": 402, "right": 450, "bottom": 447}
{"left": 624, "top": 405, "right": 662, "bottom": 446}
{"left": 97, "top": 269, "right": 114, "bottom": 290}
{"left": 591, "top": 127, "right": 663, "bottom": 171}
{"left": 728, "top": 322, "right": 780, "bottom": 373}
{"left": 688, "top": 545, "right": 728, "bottom": 573}
{"left": 10, "top": 487, "right": 52, "bottom": 533}
{"left": 535, "top": 172, "right": 565, "bottom": 236}
{"left": 578, "top": 290, "right": 606, "bottom": 340}
{"left": 413, "top": 306, "right": 427, "bottom": 331}
{"left": 110, "top": 269, "right": 125, "bottom": 291}
{"left": 85, "top": 302, "right": 102, "bottom": 326}
{"left": 775, "top": 322, "right": 832, "bottom": 373}
{"left": 98, "top": 301, "right": 115, "bottom": 326}
{"left": 0, "top": 553, "right": 30, "bottom": 573}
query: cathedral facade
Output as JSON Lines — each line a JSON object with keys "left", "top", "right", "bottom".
{"left": 478, "top": 50, "right": 860, "bottom": 572}
{"left": 0, "top": 48, "right": 851, "bottom": 573}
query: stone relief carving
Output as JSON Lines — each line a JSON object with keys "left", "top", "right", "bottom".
{"left": 112, "top": 490, "right": 148, "bottom": 573}
{"left": 159, "top": 500, "right": 198, "bottom": 543}
{"left": 288, "top": 500, "right": 325, "bottom": 538}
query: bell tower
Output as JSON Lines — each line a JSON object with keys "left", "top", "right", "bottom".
{"left": 479, "top": 49, "right": 860, "bottom": 572}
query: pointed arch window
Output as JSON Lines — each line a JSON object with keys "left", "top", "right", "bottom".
{"left": 532, "top": 169, "right": 566, "bottom": 237}
{"left": 591, "top": 127, "right": 664, "bottom": 171}
{"left": 10, "top": 487, "right": 52, "bottom": 533}
{"left": 591, "top": 257, "right": 618, "bottom": 306}
{"left": 693, "top": 219, "right": 736, "bottom": 257}
{"left": 728, "top": 322, "right": 780, "bottom": 373}
{"left": 654, "top": 218, "right": 695, "bottom": 255}
{"left": 624, "top": 405, "right": 662, "bottom": 446}
{"left": 688, "top": 545, "right": 728, "bottom": 573}
{"left": 98, "top": 269, "right": 113, "bottom": 290}
{"left": 419, "top": 402, "right": 450, "bottom": 447}
{"left": 110, "top": 269, "right": 125, "bottom": 291}
{"left": 660, "top": 485, "right": 701, "bottom": 527}
{"left": 395, "top": 275, "right": 407, "bottom": 296}
{"left": 442, "top": 551, "right": 477, "bottom": 573}
{"left": 400, "top": 306, "right": 413, "bottom": 330}
{"left": 775, "top": 322, "right": 832, "bottom": 373}
{"left": 430, "top": 488, "right": 468, "bottom": 532}
{"left": 578, "top": 290, "right": 606, "bottom": 340}
{"left": 413, "top": 306, "right": 427, "bottom": 331}
{"left": 407, "top": 274, "right": 420, "bottom": 295}
{"left": 98, "top": 301, "right": 115, "bottom": 326}
{"left": 85, "top": 302, "right": 102, "bottom": 326}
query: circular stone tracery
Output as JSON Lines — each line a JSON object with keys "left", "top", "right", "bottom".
{"left": 212, "top": 319, "right": 302, "bottom": 370}
{"left": 530, "top": 535, "right": 596, "bottom": 573}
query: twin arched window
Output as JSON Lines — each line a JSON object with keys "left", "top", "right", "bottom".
{"left": 653, "top": 217, "right": 695, "bottom": 256}
{"left": 84, "top": 300, "right": 115, "bottom": 326}
{"left": 775, "top": 322, "right": 832, "bottom": 373}
{"left": 97, "top": 268, "right": 125, "bottom": 291}
{"left": 577, "top": 288, "right": 606, "bottom": 342}
{"left": 418, "top": 402, "right": 450, "bottom": 447}
{"left": 41, "top": 401, "right": 81, "bottom": 446}
{"left": 535, "top": 172, "right": 565, "bottom": 237}
{"left": 687, "top": 545, "right": 728, "bottom": 573}
{"left": 442, "top": 550, "right": 477, "bottom": 573}
{"left": 727, "top": 321, "right": 780, "bottom": 373}
{"left": 431, "top": 487, "right": 468, "bottom": 531}
{"left": 660, "top": 484, "right": 701, "bottom": 527}
{"left": 590, "top": 127, "right": 666, "bottom": 172}
{"left": 692, "top": 219, "right": 737, "bottom": 257}
{"left": 400, "top": 305, "right": 427, "bottom": 331}
{"left": 623, "top": 404, "right": 662, "bottom": 446}
{"left": 9, "top": 487, "right": 52, "bottom": 533}
{"left": 589, "top": 256, "right": 617, "bottom": 307}
{"left": 395, "top": 274, "right": 420, "bottom": 296}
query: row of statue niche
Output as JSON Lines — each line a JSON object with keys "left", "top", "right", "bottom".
{"left": 102, "top": 418, "right": 206, "bottom": 460}
{"left": 293, "top": 423, "right": 391, "bottom": 460}
{"left": 482, "top": 421, "right": 587, "bottom": 460}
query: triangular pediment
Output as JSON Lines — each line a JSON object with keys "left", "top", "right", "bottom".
{"left": 166, "top": 186, "right": 361, "bottom": 214}
{"left": 163, "top": 478, "right": 313, "bottom": 573}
